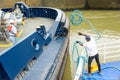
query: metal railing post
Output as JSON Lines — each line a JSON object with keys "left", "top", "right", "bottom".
{"left": 103, "top": 43, "right": 106, "bottom": 63}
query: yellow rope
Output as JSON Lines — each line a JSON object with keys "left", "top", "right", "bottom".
{"left": 0, "top": 42, "right": 13, "bottom": 47}
{"left": 22, "top": 19, "right": 25, "bottom": 26}
{"left": 18, "top": 29, "right": 24, "bottom": 37}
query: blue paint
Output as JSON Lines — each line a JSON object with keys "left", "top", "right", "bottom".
{"left": 0, "top": 28, "right": 51, "bottom": 80}
{"left": 23, "top": 37, "right": 66, "bottom": 80}
{"left": 82, "top": 61, "right": 120, "bottom": 80}
{"left": 0, "top": 2, "right": 69, "bottom": 80}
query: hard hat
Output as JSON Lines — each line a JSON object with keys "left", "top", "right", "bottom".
{"left": 85, "top": 36, "right": 91, "bottom": 41}
{"left": 9, "top": 19, "right": 16, "bottom": 24}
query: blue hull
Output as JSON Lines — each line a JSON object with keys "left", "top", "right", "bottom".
{"left": 0, "top": 2, "right": 70, "bottom": 80}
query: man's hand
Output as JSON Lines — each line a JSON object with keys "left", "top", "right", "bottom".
{"left": 78, "top": 32, "right": 87, "bottom": 36}
{"left": 76, "top": 41, "right": 79, "bottom": 43}
{"left": 76, "top": 41, "right": 83, "bottom": 46}
{"left": 78, "top": 32, "right": 83, "bottom": 35}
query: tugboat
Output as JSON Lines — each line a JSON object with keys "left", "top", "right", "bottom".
{"left": 0, "top": 2, "right": 69, "bottom": 80}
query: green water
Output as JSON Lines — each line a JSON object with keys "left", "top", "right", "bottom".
{"left": 62, "top": 10, "right": 120, "bottom": 80}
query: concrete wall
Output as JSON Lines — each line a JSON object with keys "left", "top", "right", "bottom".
{"left": 43, "top": 0, "right": 85, "bottom": 9}
{"left": 0, "top": 0, "right": 120, "bottom": 9}
{"left": 0, "top": 0, "right": 40, "bottom": 8}
{"left": 88, "top": 0, "right": 120, "bottom": 9}
{"left": 0, "top": 0, "right": 85, "bottom": 9}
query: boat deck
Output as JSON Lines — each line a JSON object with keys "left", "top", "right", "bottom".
{"left": 0, "top": 18, "right": 54, "bottom": 54}
{"left": 22, "top": 35, "right": 66, "bottom": 80}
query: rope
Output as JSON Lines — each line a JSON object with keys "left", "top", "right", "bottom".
{"left": 70, "top": 10, "right": 83, "bottom": 26}
{"left": 71, "top": 10, "right": 101, "bottom": 80}
{"left": 72, "top": 42, "right": 79, "bottom": 63}
{"left": 70, "top": 10, "right": 101, "bottom": 40}
{"left": 71, "top": 10, "right": 100, "bottom": 65}
{"left": 102, "top": 66, "right": 120, "bottom": 72}
{"left": 82, "top": 66, "right": 120, "bottom": 80}
{"left": 72, "top": 40, "right": 89, "bottom": 71}
{"left": 82, "top": 75, "right": 120, "bottom": 80}
{"left": 84, "top": 19, "right": 101, "bottom": 41}
{"left": 70, "top": 10, "right": 120, "bottom": 79}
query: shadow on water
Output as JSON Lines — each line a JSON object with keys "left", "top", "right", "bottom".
{"left": 62, "top": 53, "right": 72, "bottom": 80}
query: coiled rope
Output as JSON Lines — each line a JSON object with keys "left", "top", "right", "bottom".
{"left": 70, "top": 10, "right": 101, "bottom": 40}
{"left": 71, "top": 10, "right": 120, "bottom": 80}
{"left": 70, "top": 10, "right": 83, "bottom": 26}
{"left": 71, "top": 10, "right": 100, "bottom": 69}
{"left": 70, "top": 10, "right": 102, "bottom": 80}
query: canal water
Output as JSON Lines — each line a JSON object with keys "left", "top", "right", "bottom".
{"left": 62, "top": 10, "right": 120, "bottom": 80}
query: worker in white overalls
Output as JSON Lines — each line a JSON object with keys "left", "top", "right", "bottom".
{"left": 7, "top": 19, "right": 18, "bottom": 45}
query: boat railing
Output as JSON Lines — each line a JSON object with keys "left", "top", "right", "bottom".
{"left": 97, "top": 41, "right": 120, "bottom": 63}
